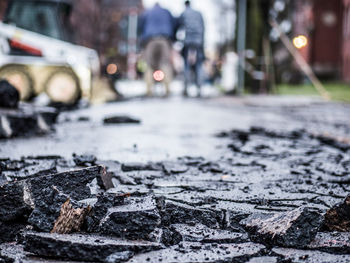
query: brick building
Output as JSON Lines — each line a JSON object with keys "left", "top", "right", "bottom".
{"left": 292, "top": 0, "right": 349, "bottom": 81}
{"left": 343, "top": 0, "right": 350, "bottom": 82}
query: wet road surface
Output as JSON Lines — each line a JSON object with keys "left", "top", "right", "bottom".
{"left": 1, "top": 94, "right": 350, "bottom": 262}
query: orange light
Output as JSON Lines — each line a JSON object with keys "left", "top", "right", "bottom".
{"left": 293, "top": 35, "right": 308, "bottom": 49}
{"left": 153, "top": 70, "right": 165, "bottom": 82}
{"left": 107, "top": 63, "right": 118, "bottom": 75}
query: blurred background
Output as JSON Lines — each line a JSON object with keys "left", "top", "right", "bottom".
{"left": 0, "top": 0, "right": 349, "bottom": 103}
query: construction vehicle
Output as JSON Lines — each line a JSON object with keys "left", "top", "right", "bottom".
{"left": 0, "top": 0, "right": 109, "bottom": 104}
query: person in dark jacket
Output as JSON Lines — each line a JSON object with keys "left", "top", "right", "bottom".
{"left": 138, "top": 3, "right": 176, "bottom": 96}
{"left": 177, "top": 0, "right": 205, "bottom": 97}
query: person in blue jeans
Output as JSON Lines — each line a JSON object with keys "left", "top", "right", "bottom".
{"left": 138, "top": 3, "right": 176, "bottom": 96}
{"left": 177, "top": 0, "right": 205, "bottom": 97}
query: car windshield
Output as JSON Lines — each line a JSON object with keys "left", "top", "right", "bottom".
{"left": 5, "top": 1, "right": 71, "bottom": 41}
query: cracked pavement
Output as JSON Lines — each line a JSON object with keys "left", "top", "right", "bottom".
{"left": 1, "top": 95, "right": 350, "bottom": 262}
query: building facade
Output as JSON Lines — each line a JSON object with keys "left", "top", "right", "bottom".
{"left": 343, "top": 0, "right": 350, "bottom": 82}
{"left": 293, "top": 0, "right": 348, "bottom": 81}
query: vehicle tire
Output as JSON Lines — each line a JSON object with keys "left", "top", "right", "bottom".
{"left": 0, "top": 65, "right": 34, "bottom": 101}
{"left": 45, "top": 69, "right": 81, "bottom": 104}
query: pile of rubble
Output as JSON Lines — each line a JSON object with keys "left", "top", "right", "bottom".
{"left": 1, "top": 126, "right": 350, "bottom": 262}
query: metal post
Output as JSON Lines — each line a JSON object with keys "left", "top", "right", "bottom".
{"left": 237, "top": 0, "right": 247, "bottom": 94}
{"left": 127, "top": 9, "right": 138, "bottom": 80}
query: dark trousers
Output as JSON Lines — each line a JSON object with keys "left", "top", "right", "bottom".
{"left": 183, "top": 45, "right": 204, "bottom": 94}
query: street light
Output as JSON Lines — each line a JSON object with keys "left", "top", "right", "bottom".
{"left": 292, "top": 35, "right": 308, "bottom": 49}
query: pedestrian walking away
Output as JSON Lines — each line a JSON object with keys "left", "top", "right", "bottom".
{"left": 177, "top": 0, "right": 205, "bottom": 97}
{"left": 138, "top": 3, "right": 176, "bottom": 97}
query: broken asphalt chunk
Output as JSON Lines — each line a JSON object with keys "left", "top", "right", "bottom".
{"left": 162, "top": 161, "right": 188, "bottom": 175}
{"left": 308, "top": 232, "right": 350, "bottom": 254}
{"left": 273, "top": 247, "right": 350, "bottom": 263}
{"left": 240, "top": 207, "right": 323, "bottom": 248}
{"left": 1, "top": 157, "right": 58, "bottom": 181}
{"left": 0, "top": 243, "right": 30, "bottom": 263}
{"left": 85, "top": 193, "right": 125, "bottom": 233}
{"left": 127, "top": 242, "right": 265, "bottom": 263}
{"left": 73, "top": 153, "right": 97, "bottom": 167}
{"left": 0, "top": 181, "right": 32, "bottom": 222}
{"left": 0, "top": 181, "right": 32, "bottom": 243}
{"left": 324, "top": 195, "right": 350, "bottom": 232}
{"left": 28, "top": 165, "right": 107, "bottom": 201}
{"left": 103, "top": 115, "right": 141, "bottom": 125}
{"left": 28, "top": 186, "right": 90, "bottom": 233}
{"left": 98, "top": 195, "right": 161, "bottom": 240}
{"left": 121, "top": 162, "right": 161, "bottom": 172}
{"left": 159, "top": 199, "right": 222, "bottom": 228}
{"left": 171, "top": 224, "right": 249, "bottom": 244}
{"left": 23, "top": 232, "right": 162, "bottom": 262}
{"left": 0, "top": 221, "right": 28, "bottom": 244}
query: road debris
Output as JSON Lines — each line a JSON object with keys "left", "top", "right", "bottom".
{"left": 240, "top": 207, "right": 323, "bottom": 248}
{"left": 0, "top": 99, "right": 350, "bottom": 262}
{"left": 103, "top": 115, "right": 141, "bottom": 125}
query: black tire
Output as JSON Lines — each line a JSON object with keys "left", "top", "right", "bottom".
{"left": 45, "top": 68, "right": 81, "bottom": 105}
{"left": 0, "top": 65, "right": 34, "bottom": 101}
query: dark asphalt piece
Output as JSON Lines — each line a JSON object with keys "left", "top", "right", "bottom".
{"left": 72, "top": 153, "right": 97, "bottom": 167}
{"left": 127, "top": 242, "right": 265, "bottom": 263}
{"left": 308, "top": 232, "right": 350, "bottom": 254}
{"left": 324, "top": 195, "right": 350, "bottom": 232}
{"left": 240, "top": 207, "right": 323, "bottom": 248}
{"left": 103, "top": 115, "right": 141, "bottom": 125}
{"left": 28, "top": 186, "right": 90, "bottom": 233}
{"left": 24, "top": 232, "right": 162, "bottom": 262}
{"left": 273, "top": 247, "right": 350, "bottom": 263}
{"left": 98, "top": 195, "right": 161, "bottom": 240}
{"left": 85, "top": 193, "right": 126, "bottom": 233}
{"left": 171, "top": 223, "right": 249, "bottom": 243}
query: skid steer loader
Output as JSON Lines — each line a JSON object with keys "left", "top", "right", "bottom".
{"left": 0, "top": 0, "right": 115, "bottom": 104}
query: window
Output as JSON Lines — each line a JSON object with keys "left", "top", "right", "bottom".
{"left": 5, "top": 1, "right": 70, "bottom": 41}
